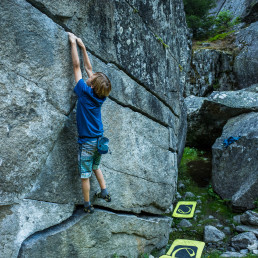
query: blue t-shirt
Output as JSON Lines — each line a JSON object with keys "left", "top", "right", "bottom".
{"left": 74, "top": 78, "right": 106, "bottom": 144}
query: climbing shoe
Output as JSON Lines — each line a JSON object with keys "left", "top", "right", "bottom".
{"left": 95, "top": 192, "right": 111, "bottom": 202}
{"left": 84, "top": 205, "right": 94, "bottom": 214}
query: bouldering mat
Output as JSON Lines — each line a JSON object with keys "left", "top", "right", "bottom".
{"left": 159, "top": 239, "right": 205, "bottom": 258}
{"left": 172, "top": 201, "right": 197, "bottom": 218}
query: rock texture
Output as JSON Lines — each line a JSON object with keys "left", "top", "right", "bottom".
{"left": 212, "top": 112, "right": 258, "bottom": 210}
{"left": 241, "top": 211, "right": 258, "bottom": 226}
{"left": 234, "top": 21, "right": 258, "bottom": 89}
{"left": 185, "top": 86, "right": 258, "bottom": 148}
{"left": 0, "top": 200, "right": 73, "bottom": 258}
{"left": 185, "top": 49, "right": 236, "bottom": 97}
{"left": 204, "top": 225, "right": 226, "bottom": 243}
{"left": 231, "top": 232, "right": 257, "bottom": 250}
{"left": 19, "top": 209, "right": 172, "bottom": 258}
{"left": 210, "top": 0, "right": 258, "bottom": 23}
{"left": 0, "top": 0, "right": 190, "bottom": 256}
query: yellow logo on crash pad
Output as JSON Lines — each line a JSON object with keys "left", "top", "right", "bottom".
{"left": 159, "top": 239, "right": 205, "bottom": 258}
{"left": 172, "top": 201, "right": 197, "bottom": 218}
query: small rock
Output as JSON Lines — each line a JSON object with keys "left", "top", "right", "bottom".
{"left": 149, "top": 255, "right": 154, "bottom": 258}
{"left": 228, "top": 247, "right": 236, "bottom": 252}
{"left": 204, "top": 225, "right": 226, "bottom": 243}
{"left": 220, "top": 251, "right": 246, "bottom": 257}
{"left": 231, "top": 232, "right": 257, "bottom": 250}
{"left": 240, "top": 249, "right": 249, "bottom": 254}
{"left": 184, "top": 192, "right": 195, "bottom": 198}
{"left": 176, "top": 192, "right": 182, "bottom": 200}
{"left": 253, "top": 250, "right": 258, "bottom": 255}
{"left": 178, "top": 219, "right": 193, "bottom": 228}
{"left": 209, "top": 215, "right": 214, "bottom": 219}
{"left": 178, "top": 182, "right": 185, "bottom": 189}
{"left": 240, "top": 210, "right": 258, "bottom": 226}
{"left": 201, "top": 43, "right": 211, "bottom": 47}
{"left": 223, "top": 227, "right": 231, "bottom": 235}
{"left": 236, "top": 225, "right": 258, "bottom": 237}
{"left": 247, "top": 241, "right": 258, "bottom": 251}
{"left": 197, "top": 199, "right": 202, "bottom": 204}
{"left": 217, "top": 223, "right": 223, "bottom": 228}
{"left": 233, "top": 215, "right": 241, "bottom": 224}
{"left": 195, "top": 209, "right": 201, "bottom": 214}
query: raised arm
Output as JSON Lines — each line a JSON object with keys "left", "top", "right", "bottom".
{"left": 76, "top": 38, "right": 93, "bottom": 78}
{"left": 68, "top": 32, "right": 82, "bottom": 83}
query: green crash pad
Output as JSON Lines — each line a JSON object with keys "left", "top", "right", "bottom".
{"left": 172, "top": 201, "right": 197, "bottom": 218}
{"left": 159, "top": 239, "right": 205, "bottom": 258}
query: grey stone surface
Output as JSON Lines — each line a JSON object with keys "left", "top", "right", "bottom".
{"left": 18, "top": 209, "right": 172, "bottom": 258}
{"left": 26, "top": 0, "right": 190, "bottom": 114}
{"left": 0, "top": 0, "right": 189, "bottom": 256}
{"left": 204, "top": 225, "right": 226, "bottom": 243}
{"left": 241, "top": 210, "right": 258, "bottom": 226}
{"left": 247, "top": 240, "right": 258, "bottom": 251}
{"left": 231, "top": 232, "right": 257, "bottom": 250}
{"left": 184, "top": 192, "right": 196, "bottom": 199}
{"left": 185, "top": 86, "right": 258, "bottom": 148}
{"left": 236, "top": 225, "right": 258, "bottom": 237}
{"left": 210, "top": 0, "right": 255, "bottom": 19}
{"left": 210, "top": 0, "right": 258, "bottom": 24}
{"left": 178, "top": 219, "right": 193, "bottom": 228}
{"left": 234, "top": 215, "right": 242, "bottom": 224}
{"left": 0, "top": 0, "right": 72, "bottom": 204}
{"left": 234, "top": 22, "right": 258, "bottom": 89}
{"left": 0, "top": 200, "right": 73, "bottom": 258}
{"left": 212, "top": 112, "right": 258, "bottom": 210}
{"left": 220, "top": 251, "right": 246, "bottom": 257}
{"left": 185, "top": 49, "right": 236, "bottom": 97}
{"left": 27, "top": 100, "right": 177, "bottom": 214}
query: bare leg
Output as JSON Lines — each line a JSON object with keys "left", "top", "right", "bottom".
{"left": 93, "top": 168, "right": 106, "bottom": 189}
{"left": 81, "top": 178, "right": 90, "bottom": 202}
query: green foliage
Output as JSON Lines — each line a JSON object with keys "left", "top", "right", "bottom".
{"left": 184, "top": 0, "right": 241, "bottom": 39}
{"left": 133, "top": 8, "right": 139, "bottom": 14}
{"left": 183, "top": 0, "right": 216, "bottom": 39}
{"left": 155, "top": 35, "right": 169, "bottom": 49}
{"left": 214, "top": 10, "right": 240, "bottom": 33}
{"left": 208, "top": 30, "right": 235, "bottom": 42}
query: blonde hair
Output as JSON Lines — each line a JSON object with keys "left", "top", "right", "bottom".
{"left": 92, "top": 72, "right": 111, "bottom": 98}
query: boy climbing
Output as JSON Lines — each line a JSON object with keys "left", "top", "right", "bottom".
{"left": 68, "top": 32, "right": 111, "bottom": 214}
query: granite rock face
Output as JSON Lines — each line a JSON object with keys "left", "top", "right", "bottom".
{"left": 212, "top": 112, "right": 258, "bottom": 210}
{"left": 185, "top": 49, "right": 236, "bottom": 97}
{"left": 185, "top": 86, "right": 258, "bottom": 148}
{"left": 0, "top": 200, "right": 73, "bottom": 258}
{"left": 210, "top": 0, "right": 257, "bottom": 22}
{"left": 0, "top": 0, "right": 190, "bottom": 256}
{"left": 19, "top": 209, "right": 172, "bottom": 258}
{"left": 234, "top": 22, "right": 258, "bottom": 89}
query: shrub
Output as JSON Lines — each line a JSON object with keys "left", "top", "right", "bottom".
{"left": 183, "top": 0, "right": 216, "bottom": 39}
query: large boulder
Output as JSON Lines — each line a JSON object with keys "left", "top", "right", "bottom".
{"left": 18, "top": 209, "right": 172, "bottom": 258}
{"left": 0, "top": 0, "right": 190, "bottom": 256}
{"left": 185, "top": 49, "right": 236, "bottom": 97}
{"left": 234, "top": 21, "right": 258, "bottom": 89}
{"left": 185, "top": 86, "right": 258, "bottom": 148}
{"left": 212, "top": 112, "right": 258, "bottom": 210}
{"left": 0, "top": 200, "right": 73, "bottom": 258}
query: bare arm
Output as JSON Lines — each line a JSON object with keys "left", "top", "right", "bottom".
{"left": 68, "top": 32, "right": 82, "bottom": 83}
{"left": 76, "top": 38, "right": 93, "bottom": 78}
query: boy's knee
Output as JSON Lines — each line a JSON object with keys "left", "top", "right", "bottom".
{"left": 93, "top": 168, "right": 100, "bottom": 173}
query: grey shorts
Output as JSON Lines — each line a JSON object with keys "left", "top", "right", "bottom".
{"left": 78, "top": 139, "right": 101, "bottom": 179}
